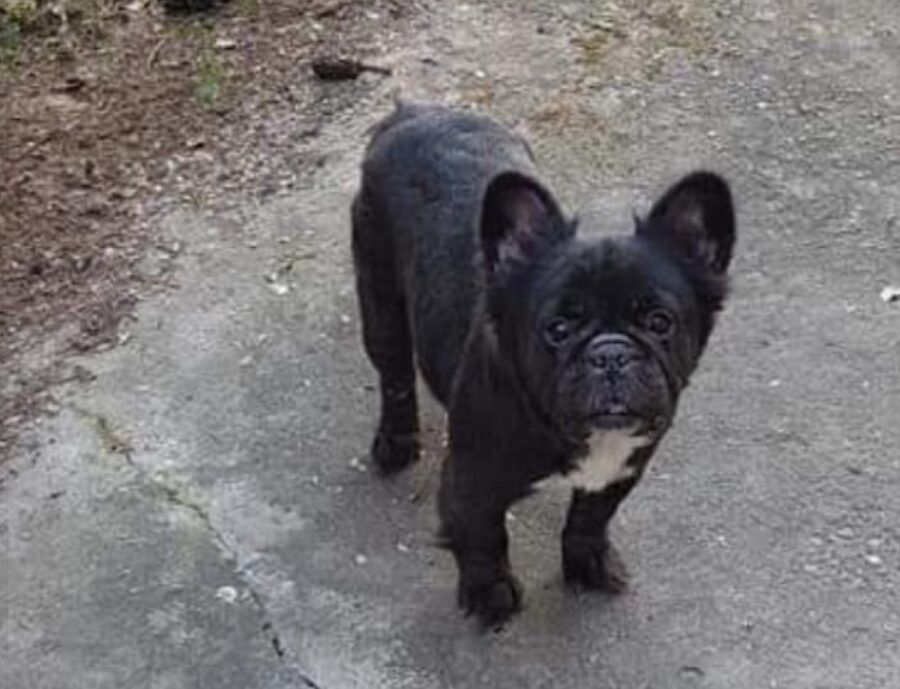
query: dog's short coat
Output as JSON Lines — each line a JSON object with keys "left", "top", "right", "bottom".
{"left": 352, "top": 102, "right": 735, "bottom": 626}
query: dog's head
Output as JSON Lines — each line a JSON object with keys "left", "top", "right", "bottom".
{"left": 480, "top": 171, "right": 735, "bottom": 444}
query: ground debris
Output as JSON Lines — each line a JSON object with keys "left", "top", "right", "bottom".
{"left": 311, "top": 56, "right": 392, "bottom": 80}
{"left": 1, "top": 0, "right": 405, "bottom": 464}
{"left": 159, "top": 0, "right": 226, "bottom": 14}
{"left": 880, "top": 285, "right": 900, "bottom": 303}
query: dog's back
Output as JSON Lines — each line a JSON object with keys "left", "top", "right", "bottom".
{"left": 354, "top": 103, "right": 536, "bottom": 402}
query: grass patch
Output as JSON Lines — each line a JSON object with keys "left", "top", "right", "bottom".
{"left": 235, "top": 0, "right": 259, "bottom": 18}
{"left": 192, "top": 29, "right": 225, "bottom": 107}
{"left": 4, "top": 0, "right": 40, "bottom": 27}
{"left": 0, "top": 15, "right": 23, "bottom": 64}
{"left": 0, "top": 0, "right": 111, "bottom": 65}
{"left": 61, "top": 0, "right": 108, "bottom": 41}
{"left": 0, "top": 0, "right": 38, "bottom": 65}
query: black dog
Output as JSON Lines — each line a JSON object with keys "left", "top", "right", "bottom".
{"left": 352, "top": 102, "right": 735, "bottom": 626}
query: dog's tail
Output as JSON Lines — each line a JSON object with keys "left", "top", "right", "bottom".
{"left": 365, "top": 95, "right": 435, "bottom": 149}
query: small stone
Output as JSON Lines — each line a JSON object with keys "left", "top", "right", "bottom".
{"left": 678, "top": 665, "right": 705, "bottom": 679}
{"left": 71, "top": 254, "right": 92, "bottom": 272}
{"left": 880, "top": 285, "right": 900, "bottom": 303}
{"left": 216, "top": 586, "right": 238, "bottom": 603}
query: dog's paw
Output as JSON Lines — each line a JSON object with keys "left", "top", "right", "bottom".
{"left": 371, "top": 431, "right": 420, "bottom": 475}
{"left": 457, "top": 568, "right": 523, "bottom": 628}
{"left": 562, "top": 538, "right": 629, "bottom": 593}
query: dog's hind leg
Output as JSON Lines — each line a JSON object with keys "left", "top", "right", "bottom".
{"left": 351, "top": 191, "right": 419, "bottom": 474}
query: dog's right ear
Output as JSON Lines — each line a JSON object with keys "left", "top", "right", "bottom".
{"left": 480, "top": 172, "right": 569, "bottom": 273}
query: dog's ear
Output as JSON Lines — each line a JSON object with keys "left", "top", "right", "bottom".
{"left": 638, "top": 172, "right": 735, "bottom": 274}
{"left": 480, "top": 172, "right": 568, "bottom": 272}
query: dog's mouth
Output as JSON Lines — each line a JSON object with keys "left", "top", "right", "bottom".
{"left": 586, "top": 412, "right": 641, "bottom": 430}
{"left": 578, "top": 409, "right": 670, "bottom": 437}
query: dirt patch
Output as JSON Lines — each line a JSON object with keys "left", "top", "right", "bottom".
{"left": 0, "top": 0, "right": 410, "bottom": 461}
{"left": 571, "top": 0, "right": 738, "bottom": 79}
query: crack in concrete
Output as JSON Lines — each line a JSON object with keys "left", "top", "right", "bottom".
{"left": 71, "top": 405, "right": 323, "bottom": 688}
{"left": 135, "top": 477, "right": 325, "bottom": 687}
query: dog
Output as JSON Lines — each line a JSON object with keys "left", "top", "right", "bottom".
{"left": 351, "top": 102, "right": 735, "bottom": 626}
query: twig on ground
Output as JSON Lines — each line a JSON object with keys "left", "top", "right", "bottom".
{"left": 147, "top": 38, "right": 166, "bottom": 69}
{"left": 311, "top": 56, "right": 392, "bottom": 81}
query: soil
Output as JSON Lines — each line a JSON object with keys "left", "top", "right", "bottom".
{"left": 0, "top": 0, "right": 409, "bottom": 459}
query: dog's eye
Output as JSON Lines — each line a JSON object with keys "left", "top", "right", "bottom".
{"left": 647, "top": 309, "right": 674, "bottom": 336}
{"left": 545, "top": 317, "right": 573, "bottom": 345}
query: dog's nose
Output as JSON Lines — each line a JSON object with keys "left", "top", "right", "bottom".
{"left": 586, "top": 334, "right": 642, "bottom": 371}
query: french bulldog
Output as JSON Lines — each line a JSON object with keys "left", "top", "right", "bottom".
{"left": 351, "top": 102, "right": 736, "bottom": 626}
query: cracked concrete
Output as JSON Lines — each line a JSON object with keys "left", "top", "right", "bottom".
{"left": 1, "top": 405, "right": 308, "bottom": 688}
{"left": 68, "top": 404, "right": 301, "bottom": 677}
{"left": 3, "top": 1, "right": 900, "bottom": 687}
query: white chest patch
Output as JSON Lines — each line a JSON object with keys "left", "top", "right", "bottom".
{"left": 566, "top": 430, "right": 652, "bottom": 492}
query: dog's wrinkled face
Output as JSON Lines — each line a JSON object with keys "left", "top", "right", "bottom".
{"left": 480, "top": 171, "right": 734, "bottom": 444}
{"left": 521, "top": 238, "right": 700, "bottom": 441}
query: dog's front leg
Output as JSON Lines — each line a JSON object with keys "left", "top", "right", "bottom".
{"left": 438, "top": 456, "right": 523, "bottom": 628}
{"left": 561, "top": 478, "right": 639, "bottom": 592}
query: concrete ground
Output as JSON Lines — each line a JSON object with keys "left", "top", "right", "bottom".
{"left": 2, "top": 1, "right": 899, "bottom": 687}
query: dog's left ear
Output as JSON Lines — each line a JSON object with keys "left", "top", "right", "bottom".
{"left": 638, "top": 172, "right": 735, "bottom": 274}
